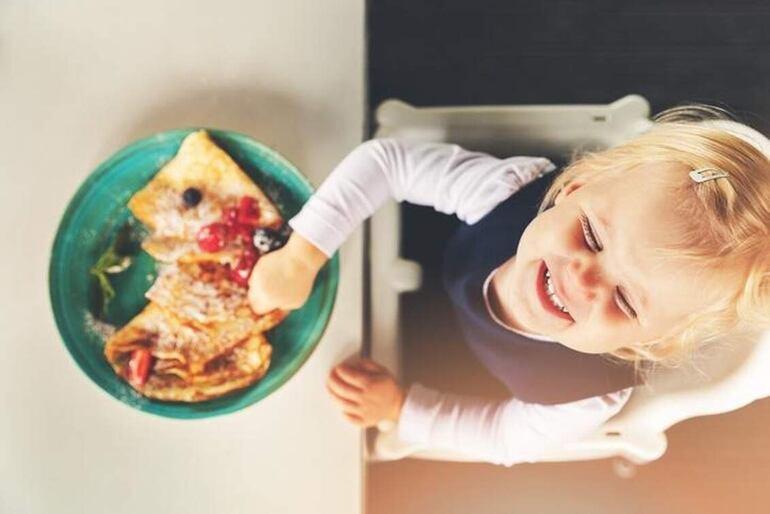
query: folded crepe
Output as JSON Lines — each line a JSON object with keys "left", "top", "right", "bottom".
{"left": 104, "top": 303, "right": 273, "bottom": 402}
{"left": 128, "top": 130, "right": 282, "bottom": 264}
{"left": 146, "top": 260, "right": 286, "bottom": 329}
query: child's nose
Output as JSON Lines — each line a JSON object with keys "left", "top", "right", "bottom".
{"left": 566, "top": 256, "right": 607, "bottom": 304}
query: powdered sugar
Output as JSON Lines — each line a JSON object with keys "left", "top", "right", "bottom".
{"left": 83, "top": 311, "right": 116, "bottom": 343}
{"left": 146, "top": 262, "right": 249, "bottom": 324}
{"left": 150, "top": 186, "right": 227, "bottom": 239}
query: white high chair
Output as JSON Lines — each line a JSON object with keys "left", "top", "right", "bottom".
{"left": 365, "top": 95, "right": 770, "bottom": 467}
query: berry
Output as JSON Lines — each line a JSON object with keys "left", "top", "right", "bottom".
{"left": 229, "top": 267, "right": 250, "bottom": 287}
{"left": 234, "top": 224, "right": 255, "bottom": 244}
{"left": 252, "top": 228, "right": 277, "bottom": 253}
{"left": 197, "top": 222, "right": 228, "bottom": 252}
{"left": 182, "top": 187, "right": 202, "bottom": 207}
{"left": 222, "top": 206, "right": 239, "bottom": 226}
{"left": 277, "top": 223, "right": 293, "bottom": 240}
{"left": 252, "top": 227, "right": 289, "bottom": 253}
{"left": 229, "top": 247, "right": 259, "bottom": 287}
{"left": 127, "top": 348, "right": 153, "bottom": 388}
{"left": 241, "top": 246, "right": 258, "bottom": 266}
{"left": 237, "top": 196, "right": 261, "bottom": 226}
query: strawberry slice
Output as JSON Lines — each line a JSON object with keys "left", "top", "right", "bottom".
{"left": 127, "top": 348, "right": 153, "bottom": 388}
{"left": 237, "top": 196, "right": 261, "bottom": 226}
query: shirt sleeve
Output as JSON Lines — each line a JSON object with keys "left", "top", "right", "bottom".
{"left": 289, "top": 138, "right": 556, "bottom": 257}
{"left": 397, "top": 383, "right": 633, "bottom": 467}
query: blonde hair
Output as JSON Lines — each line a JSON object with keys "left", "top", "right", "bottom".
{"left": 539, "top": 104, "right": 770, "bottom": 368}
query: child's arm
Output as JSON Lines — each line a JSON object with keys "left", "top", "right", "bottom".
{"left": 289, "top": 138, "right": 555, "bottom": 257}
{"left": 328, "top": 358, "right": 632, "bottom": 466}
{"left": 249, "top": 138, "right": 555, "bottom": 313}
{"left": 398, "top": 383, "right": 632, "bottom": 466}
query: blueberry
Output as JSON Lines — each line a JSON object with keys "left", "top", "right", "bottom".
{"left": 277, "top": 223, "right": 293, "bottom": 240}
{"left": 182, "top": 187, "right": 202, "bottom": 207}
{"left": 252, "top": 228, "right": 277, "bottom": 253}
{"left": 252, "top": 227, "right": 289, "bottom": 254}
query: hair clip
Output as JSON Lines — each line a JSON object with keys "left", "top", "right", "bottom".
{"left": 689, "top": 168, "right": 729, "bottom": 184}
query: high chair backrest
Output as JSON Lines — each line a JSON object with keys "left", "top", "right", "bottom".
{"left": 367, "top": 95, "right": 770, "bottom": 464}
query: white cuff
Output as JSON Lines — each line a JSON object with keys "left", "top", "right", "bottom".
{"left": 396, "top": 383, "right": 442, "bottom": 445}
{"left": 288, "top": 205, "right": 346, "bottom": 258}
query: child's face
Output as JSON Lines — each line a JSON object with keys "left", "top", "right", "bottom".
{"left": 504, "top": 163, "right": 735, "bottom": 354}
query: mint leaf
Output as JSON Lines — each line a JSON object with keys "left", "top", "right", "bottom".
{"left": 90, "top": 269, "right": 116, "bottom": 316}
{"left": 90, "top": 223, "right": 137, "bottom": 318}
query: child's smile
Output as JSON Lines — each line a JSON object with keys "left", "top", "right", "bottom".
{"left": 536, "top": 260, "right": 574, "bottom": 322}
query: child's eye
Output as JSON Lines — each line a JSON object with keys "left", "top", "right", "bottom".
{"left": 615, "top": 288, "right": 638, "bottom": 319}
{"left": 579, "top": 214, "right": 603, "bottom": 252}
{"left": 579, "top": 214, "right": 637, "bottom": 320}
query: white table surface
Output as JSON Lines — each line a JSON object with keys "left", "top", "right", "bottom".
{"left": 0, "top": 1, "right": 364, "bottom": 513}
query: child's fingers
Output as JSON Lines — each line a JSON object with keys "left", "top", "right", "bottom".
{"left": 327, "top": 389, "right": 361, "bottom": 414}
{"left": 330, "top": 367, "right": 364, "bottom": 390}
{"left": 326, "top": 370, "right": 362, "bottom": 402}
{"left": 343, "top": 356, "right": 387, "bottom": 375}
{"left": 343, "top": 412, "right": 365, "bottom": 426}
{"left": 326, "top": 383, "right": 362, "bottom": 412}
{"left": 356, "top": 357, "right": 386, "bottom": 373}
{"left": 344, "top": 355, "right": 384, "bottom": 371}
{"left": 334, "top": 364, "right": 372, "bottom": 389}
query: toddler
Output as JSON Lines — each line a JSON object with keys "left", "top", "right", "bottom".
{"left": 248, "top": 104, "right": 770, "bottom": 466}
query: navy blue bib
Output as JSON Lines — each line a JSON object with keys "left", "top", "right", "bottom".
{"left": 442, "top": 172, "right": 641, "bottom": 405}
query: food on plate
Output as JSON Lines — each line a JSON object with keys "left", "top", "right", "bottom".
{"left": 104, "top": 303, "right": 275, "bottom": 402}
{"left": 128, "top": 130, "right": 283, "bottom": 264}
{"left": 146, "top": 261, "right": 286, "bottom": 326}
{"left": 102, "top": 130, "right": 290, "bottom": 402}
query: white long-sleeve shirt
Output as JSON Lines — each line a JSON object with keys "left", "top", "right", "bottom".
{"left": 290, "top": 138, "right": 632, "bottom": 466}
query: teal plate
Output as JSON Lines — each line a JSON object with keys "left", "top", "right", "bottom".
{"left": 49, "top": 129, "right": 339, "bottom": 419}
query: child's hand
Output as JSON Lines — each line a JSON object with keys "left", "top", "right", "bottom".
{"left": 248, "top": 232, "right": 328, "bottom": 314}
{"left": 326, "top": 357, "right": 405, "bottom": 427}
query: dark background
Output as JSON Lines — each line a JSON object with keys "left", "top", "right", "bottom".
{"left": 364, "top": 1, "right": 770, "bottom": 513}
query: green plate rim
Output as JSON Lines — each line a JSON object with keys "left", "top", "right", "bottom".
{"left": 48, "top": 128, "right": 339, "bottom": 419}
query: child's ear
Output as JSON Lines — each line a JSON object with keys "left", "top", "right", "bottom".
{"left": 553, "top": 180, "right": 584, "bottom": 206}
